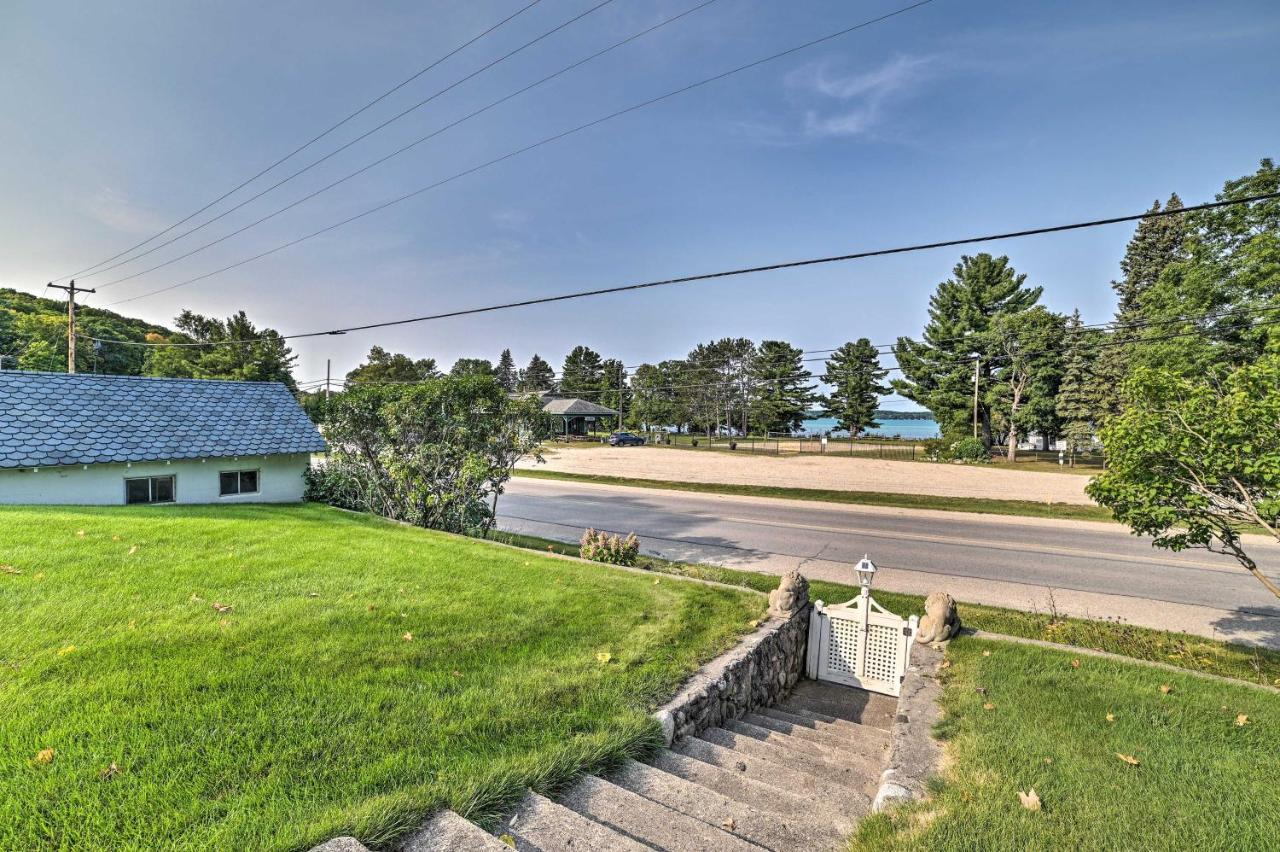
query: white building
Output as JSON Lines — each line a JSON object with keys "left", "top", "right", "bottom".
{"left": 0, "top": 372, "right": 326, "bottom": 505}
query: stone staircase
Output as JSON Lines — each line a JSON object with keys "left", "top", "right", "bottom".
{"left": 395, "top": 680, "right": 897, "bottom": 852}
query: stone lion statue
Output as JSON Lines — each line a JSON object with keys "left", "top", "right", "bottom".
{"left": 916, "top": 591, "right": 961, "bottom": 646}
{"left": 768, "top": 571, "right": 810, "bottom": 618}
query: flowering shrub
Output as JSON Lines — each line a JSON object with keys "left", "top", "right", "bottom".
{"left": 580, "top": 528, "right": 640, "bottom": 566}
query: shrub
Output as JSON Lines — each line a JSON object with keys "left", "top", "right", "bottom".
{"left": 691, "top": 438, "right": 699, "bottom": 447}
{"left": 950, "top": 436, "right": 989, "bottom": 462}
{"left": 580, "top": 528, "right": 640, "bottom": 566}
{"left": 921, "top": 438, "right": 950, "bottom": 461}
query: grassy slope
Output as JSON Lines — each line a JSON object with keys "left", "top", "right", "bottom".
{"left": 490, "top": 531, "right": 1280, "bottom": 687}
{"left": 851, "top": 637, "right": 1280, "bottom": 851}
{"left": 0, "top": 505, "right": 763, "bottom": 851}
{"left": 513, "top": 468, "right": 1114, "bottom": 522}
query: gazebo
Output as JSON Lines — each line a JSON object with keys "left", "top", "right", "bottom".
{"left": 540, "top": 396, "right": 620, "bottom": 438}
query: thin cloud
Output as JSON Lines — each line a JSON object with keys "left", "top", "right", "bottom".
{"left": 786, "top": 54, "right": 935, "bottom": 140}
{"left": 80, "top": 188, "right": 171, "bottom": 236}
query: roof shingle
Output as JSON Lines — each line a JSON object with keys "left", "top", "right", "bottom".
{"left": 0, "top": 372, "right": 326, "bottom": 469}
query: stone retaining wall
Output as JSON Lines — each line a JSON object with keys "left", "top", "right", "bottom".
{"left": 653, "top": 603, "right": 811, "bottom": 745}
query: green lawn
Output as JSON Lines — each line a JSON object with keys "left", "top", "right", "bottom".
{"left": 490, "top": 531, "right": 1280, "bottom": 687}
{"left": 851, "top": 637, "right": 1280, "bottom": 851}
{"left": 0, "top": 504, "right": 763, "bottom": 851}
{"left": 513, "top": 468, "right": 1115, "bottom": 522}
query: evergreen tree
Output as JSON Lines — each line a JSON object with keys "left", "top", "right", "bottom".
{"left": 345, "top": 346, "right": 438, "bottom": 385}
{"left": 1096, "top": 193, "right": 1188, "bottom": 417}
{"left": 1133, "top": 160, "right": 1280, "bottom": 377}
{"left": 893, "top": 254, "right": 1042, "bottom": 447}
{"left": 1056, "top": 309, "right": 1106, "bottom": 463}
{"left": 449, "top": 358, "right": 494, "bottom": 378}
{"left": 494, "top": 348, "right": 518, "bottom": 391}
{"left": 518, "top": 353, "right": 555, "bottom": 392}
{"left": 684, "top": 338, "right": 755, "bottom": 435}
{"left": 749, "top": 340, "right": 817, "bottom": 434}
{"left": 559, "top": 345, "right": 604, "bottom": 397}
{"left": 820, "top": 339, "right": 888, "bottom": 437}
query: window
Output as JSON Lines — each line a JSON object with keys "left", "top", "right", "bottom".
{"left": 125, "top": 476, "right": 175, "bottom": 505}
{"left": 219, "top": 469, "right": 259, "bottom": 496}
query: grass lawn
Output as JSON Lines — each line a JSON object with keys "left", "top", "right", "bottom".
{"left": 0, "top": 504, "right": 763, "bottom": 851}
{"left": 490, "top": 531, "right": 1280, "bottom": 687}
{"left": 513, "top": 468, "right": 1115, "bottom": 523}
{"left": 850, "top": 637, "right": 1280, "bottom": 851}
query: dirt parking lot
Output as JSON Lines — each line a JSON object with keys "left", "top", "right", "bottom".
{"left": 519, "top": 445, "right": 1095, "bottom": 505}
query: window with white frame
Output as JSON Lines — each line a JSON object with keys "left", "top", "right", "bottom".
{"left": 125, "top": 475, "right": 175, "bottom": 505}
{"left": 219, "top": 469, "right": 259, "bottom": 496}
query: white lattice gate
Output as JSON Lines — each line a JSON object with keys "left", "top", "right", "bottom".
{"left": 806, "top": 569, "right": 917, "bottom": 696}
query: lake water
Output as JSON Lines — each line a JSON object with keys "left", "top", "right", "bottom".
{"left": 801, "top": 416, "right": 939, "bottom": 439}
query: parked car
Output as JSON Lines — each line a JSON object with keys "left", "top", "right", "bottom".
{"left": 608, "top": 431, "right": 645, "bottom": 446}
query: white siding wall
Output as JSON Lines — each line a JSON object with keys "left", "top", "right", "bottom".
{"left": 0, "top": 453, "right": 311, "bottom": 505}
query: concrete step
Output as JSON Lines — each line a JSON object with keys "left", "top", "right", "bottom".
{"left": 757, "top": 704, "right": 871, "bottom": 736}
{"left": 400, "top": 810, "right": 512, "bottom": 852}
{"left": 787, "top": 682, "right": 897, "bottom": 731}
{"left": 698, "top": 727, "right": 878, "bottom": 793}
{"left": 608, "top": 759, "right": 847, "bottom": 852}
{"left": 560, "top": 774, "right": 766, "bottom": 852}
{"left": 496, "top": 791, "right": 649, "bottom": 852}
{"left": 673, "top": 735, "right": 870, "bottom": 817}
{"left": 742, "top": 712, "right": 890, "bottom": 762}
{"left": 649, "top": 749, "right": 854, "bottom": 832}
{"left": 723, "top": 718, "right": 883, "bottom": 773}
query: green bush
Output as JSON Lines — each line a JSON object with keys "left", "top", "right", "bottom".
{"left": 950, "top": 436, "right": 990, "bottom": 462}
{"left": 580, "top": 528, "right": 640, "bottom": 566}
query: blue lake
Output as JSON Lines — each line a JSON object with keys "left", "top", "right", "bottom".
{"left": 800, "top": 416, "right": 939, "bottom": 439}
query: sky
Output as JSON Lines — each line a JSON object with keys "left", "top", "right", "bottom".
{"left": 2, "top": 0, "right": 1278, "bottom": 405}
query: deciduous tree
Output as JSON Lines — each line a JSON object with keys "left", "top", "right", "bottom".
{"left": 345, "top": 346, "right": 439, "bottom": 385}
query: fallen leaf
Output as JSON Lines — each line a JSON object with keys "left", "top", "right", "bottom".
{"left": 100, "top": 762, "right": 120, "bottom": 780}
{"left": 1116, "top": 753, "right": 1141, "bottom": 766}
{"left": 1159, "top": 684, "right": 1173, "bottom": 695}
{"left": 1017, "top": 789, "right": 1041, "bottom": 811}
{"left": 34, "top": 572, "right": 44, "bottom": 580}
{"left": 35, "top": 748, "right": 55, "bottom": 764}
{"left": 1043, "top": 757, "right": 1053, "bottom": 764}
{"left": 975, "top": 686, "right": 987, "bottom": 695}
{"left": 451, "top": 670, "right": 463, "bottom": 678}
{"left": 499, "top": 834, "right": 516, "bottom": 848}
{"left": 212, "top": 602, "right": 234, "bottom": 614}
{"left": 722, "top": 816, "right": 737, "bottom": 830}
{"left": 1105, "top": 713, "right": 1115, "bottom": 723}
{"left": 190, "top": 593, "right": 202, "bottom": 603}
{"left": 127, "top": 620, "right": 137, "bottom": 631}
{"left": 219, "top": 618, "right": 231, "bottom": 629}
{"left": 76, "top": 530, "right": 85, "bottom": 537}
{"left": 748, "top": 619, "right": 761, "bottom": 628}
{"left": 596, "top": 652, "right": 612, "bottom": 664}
{"left": 402, "top": 632, "right": 413, "bottom": 642}
{"left": 939, "top": 659, "right": 952, "bottom": 669}
{"left": 367, "top": 604, "right": 377, "bottom": 611}
{"left": 307, "top": 592, "right": 319, "bottom": 598}
{"left": 982, "top": 702, "right": 996, "bottom": 711}
{"left": 1070, "top": 659, "right": 1081, "bottom": 669}
{"left": 653, "top": 579, "right": 661, "bottom": 585}
{"left": 1, "top": 565, "right": 20, "bottom": 575}
{"left": 982, "top": 650, "right": 992, "bottom": 657}
{"left": 112, "top": 535, "right": 121, "bottom": 541}
{"left": 128, "top": 546, "right": 138, "bottom": 555}
{"left": 57, "top": 645, "right": 77, "bottom": 657}
{"left": 1236, "top": 714, "right": 1249, "bottom": 727}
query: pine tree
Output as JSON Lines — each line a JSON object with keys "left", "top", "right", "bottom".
{"left": 518, "top": 353, "right": 555, "bottom": 392}
{"left": 494, "top": 348, "right": 517, "bottom": 391}
{"left": 1097, "top": 193, "right": 1187, "bottom": 417}
{"left": 749, "top": 340, "right": 818, "bottom": 434}
{"left": 820, "top": 339, "right": 888, "bottom": 436}
{"left": 559, "top": 346, "right": 604, "bottom": 397}
{"left": 1057, "top": 310, "right": 1107, "bottom": 463}
{"left": 893, "top": 254, "right": 1042, "bottom": 447}
{"left": 598, "top": 358, "right": 629, "bottom": 416}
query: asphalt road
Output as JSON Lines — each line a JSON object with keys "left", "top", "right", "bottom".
{"left": 497, "top": 477, "right": 1280, "bottom": 649}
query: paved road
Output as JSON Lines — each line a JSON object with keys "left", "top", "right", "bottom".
{"left": 498, "top": 477, "right": 1280, "bottom": 649}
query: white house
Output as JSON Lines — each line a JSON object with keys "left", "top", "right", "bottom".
{"left": 0, "top": 372, "right": 326, "bottom": 505}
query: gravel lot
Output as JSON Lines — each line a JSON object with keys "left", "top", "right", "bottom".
{"left": 519, "top": 445, "right": 1096, "bottom": 505}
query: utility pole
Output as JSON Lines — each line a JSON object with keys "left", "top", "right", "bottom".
{"left": 325, "top": 358, "right": 332, "bottom": 403}
{"left": 972, "top": 357, "right": 980, "bottom": 440}
{"left": 47, "top": 280, "right": 96, "bottom": 374}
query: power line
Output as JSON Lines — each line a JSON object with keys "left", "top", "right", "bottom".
{"left": 53, "top": 0, "right": 546, "bottom": 283}
{"left": 88, "top": 0, "right": 635, "bottom": 287}
{"left": 97, "top": 0, "right": 939, "bottom": 308}
{"left": 83, "top": 189, "right": 1280, "bottom": 344}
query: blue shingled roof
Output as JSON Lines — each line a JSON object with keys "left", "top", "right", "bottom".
{"left": 0, "top": 372, "right": 326, "bottom": 469}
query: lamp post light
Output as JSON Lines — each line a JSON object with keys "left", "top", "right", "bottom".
{"left": 855, "top": 555, "right": 877, "bottom": 598}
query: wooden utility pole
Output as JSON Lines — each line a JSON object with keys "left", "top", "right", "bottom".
{"left": 47, "top": 280, "right": 95, "bottom": 374}
{"left": 972, "top": 357, "right": 980, "bottom": 440}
